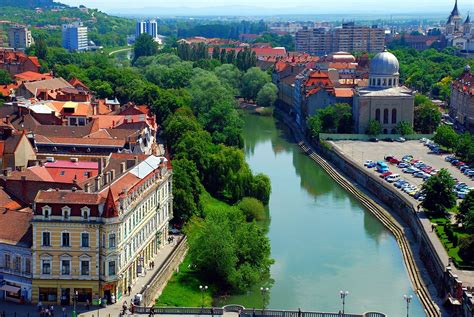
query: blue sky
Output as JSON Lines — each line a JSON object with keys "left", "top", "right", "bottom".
{"left": 60, "top": 0, "right": 474, "bottom": 15}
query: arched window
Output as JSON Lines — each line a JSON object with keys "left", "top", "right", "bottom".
{"left": 62, "top": 206, "right": 71, "bottom": 220}
{"left": 388, "top": 78, "right": 392, "bottom": 86}
{"left": 383, "top": 109, "right": 389, "bottom": 124}
{"left": 42, "top": 206, "right": 51, "bottom": 219}
{"left": 81, "top": 207, "right": 90, "bottom": 221}
{"left": 392, "top": 109, "right": 397, "bottom": 124}
{"left": 375, "top": 109, "right": 381, "bottom": 122}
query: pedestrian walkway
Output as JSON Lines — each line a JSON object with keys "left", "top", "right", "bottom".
{"left": 0, "top": 239, "right": 180, "bottom": 317}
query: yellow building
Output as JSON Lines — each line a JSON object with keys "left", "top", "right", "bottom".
{"left": 31, "top": 154, "right": 172, "bottom": 305}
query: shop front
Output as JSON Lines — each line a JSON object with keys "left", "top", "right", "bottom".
{"left": 0, "top": 274, "right": 32, "bottom": 303}
{"left": 33, "top": 280, "right": 98, "bottom": 305}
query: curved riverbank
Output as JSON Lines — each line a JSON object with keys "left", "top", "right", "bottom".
{"left": 274, "top": 109, "right": 440, "bottom": 317}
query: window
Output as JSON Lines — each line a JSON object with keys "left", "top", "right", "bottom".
{"left": 383, "top": 109, "right": 389, "bottom": 124}
{"left": 61, "top": 260, "right": 70, "bottom": 275}
{"left": 42, "top": 232, "right": 51, "bottom": 246}
{"left": 108, "top": 261, "right": 116, "bottom": 276}
{"left": 4, "top": 254, "right": 10, "bottom": 269}
{"left": 388, "top": 78, "right": 392, "bottom": 86}
{"left": 109, "top": 234, "right": 116, "bottom": 248}
{"left": 25, "top": 258, "right": 31, "bottom": 274}
{"left": 42, "top": 260, "right": 51, "bottom": 275}
{"left": 375, "top": 109, "right": 380, "bottom": 122}
{"left": 81, "top": 207, "right": 90, "bottom": 220}
{"left": 62, "top": 232, "right": 70, "bottom": 247}
{"left": 42, "top": 206, "right": 51, "bottom": 219}
{"left": 81, "top": 260, "right": 90, "bottom": 276}
{"left": 59, "top": 171, "right": 65, "bottom": 176}
{"left": 391, "top": 109, "right": 397, "bottom": 124}
{"left": 13, "top": 256, "right": 21, "bottom": 272}
{"left": 62, "top": 206, "right": 70, "bottom": 220}
{"left": 81, "top": 233, "right": 89, "bottom": 248}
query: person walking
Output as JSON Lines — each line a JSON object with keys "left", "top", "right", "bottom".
{"left": 50, "top": 305, "right": 54, "bottom": 317}
{"left": 62, "top": 307, "right": 66, "bottom": 317}
{"left": 86, "top": 298, "right": 90, "bottom": 310}
{"left": 127, "top": 285, "right": 131, "bottom": 296}
{"left": 149, "top": 306, "right": 155, "bottom": 317}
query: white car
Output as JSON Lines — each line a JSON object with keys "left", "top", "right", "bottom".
{"left": 386, "top": 174, "right": 400, "bottom": 182}
{"left": 364, "top": 160, "right": 374, "bottom": 167}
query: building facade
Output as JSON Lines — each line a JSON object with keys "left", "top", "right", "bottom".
{"left": 353, "top": 50, "right": 415, "bottom": 134}
{"left": 31, "top": 155, "right": 172, "bottom": 305}
{"left": 136, "top": 20, "right": 159, "bottom": 40}
{"left": 450, "top": 65, "right": 474, "bottom": 131}
{"left": 295, "top": 23, "right": 384, "bottom": 56}
{"left": 62, "top": 22, "right": 88, "bottom": 52}
{"left": 8, "top": 27, "right": 34, "bottom": 49}
{"left": 444, "top": 0, "right": 474, "bottom": 54}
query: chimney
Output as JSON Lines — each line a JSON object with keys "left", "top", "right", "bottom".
{"left": 98, "top": 158, "right": 103, "bottom": 176}
{"left": 110, "top": 169, "right": 115, "bottom": 181}
{"left": 95, "top": 175, "right": 102, "bottom": 191}
{"left": 120, "top": 162, "right": 127, "bottom": 173}
{"left": 84, "top": 183, "right": 91, "bottom": 193}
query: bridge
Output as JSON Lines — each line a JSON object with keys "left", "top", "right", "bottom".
{"left": 131, "top": 305, "right": 386, "bottom": 317}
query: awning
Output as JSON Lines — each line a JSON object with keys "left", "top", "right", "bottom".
{"left": 0, "top": 285, "right": 20, "bottom": 293}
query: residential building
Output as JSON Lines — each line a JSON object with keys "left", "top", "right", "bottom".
{"left": 31, "top": 154, "right": 172, "bottom": 305}
{"left": 0, "top": 129, "right": 37, "bottom": 171}
{"left": 8, "top": 26, "right": 34, "bottom": 49}
{"left": 449, "top": 65, "right": 474, "bottom": 131}
{"left": 136, "top": 20, "right": 159, "bottom": 40}
{"left": 62, "top": 22, "right": 88, "bottom": 52}
{"left": 0, "top": 49, "right": 40, "bottom": 76}
{"left": 0, "top": 189, "right": 33, "bottom": 303}
{"left": 295, "top": 23, "right": 384, "bottom": 56}
{"left": 353, "top": 50, "right": 415, "bottom": 133}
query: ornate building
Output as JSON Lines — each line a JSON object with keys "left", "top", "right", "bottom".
{"left": 31, "top": 155, "right": 172, "bottom": 305}
{"left": 353, "top": 50, "right": 415, "bottom": 134}
{"left": 445, "top": 0, "right": 474, "bottom": 53}
{"left": 450, "top": 65, "right": 474, "bottom": 131}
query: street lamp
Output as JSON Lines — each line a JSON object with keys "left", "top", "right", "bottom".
{"left": 199, "top": 285, "right": 208, "bottom": 308}
{"left": 260, "top": 287, "right": 269, "bottom": 311}
{"left": 340, "top": 290, "right": 349, "bottom": 315}
{"left": 403, "top": 294, "right": 413, "bottom": 317}
{"left": 72, "top": 290, "right": 78, "bottom": 317}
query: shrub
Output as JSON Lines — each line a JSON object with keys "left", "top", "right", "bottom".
{"left": 237, "top": 197, "right": 265, "bottom": 221}
{"left": 459, "top": 236, "right": 474, "bottom": 263}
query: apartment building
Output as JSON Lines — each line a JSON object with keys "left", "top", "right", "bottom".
{"left": 62, "top": 22, "right": 88, "bottom": 52}
{"left": 8, "top": 26, "right": 34, "bottom": 49}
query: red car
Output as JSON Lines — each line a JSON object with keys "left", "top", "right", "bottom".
{"left": 379, "top": 171, "right": 392, "bottom": 178}
{"left": 455, "top": 162, "right": 466, "bottom": 166}
{"left": 389, "top": 158, "right": 399, "bottom": 164}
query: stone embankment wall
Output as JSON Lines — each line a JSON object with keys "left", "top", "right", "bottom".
{"left": 141, "top": 237, "right": 188, "bottom": 307}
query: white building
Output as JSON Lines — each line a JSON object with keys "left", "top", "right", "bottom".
{"left": 62, "top": 22, "right": 88, "bottom": 52}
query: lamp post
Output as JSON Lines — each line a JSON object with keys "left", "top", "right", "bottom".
{"left": 260, "top": 287, "right": 269, "bottom": 311}
{"left": 340, "top": 290, "right": 349, "bottom": 315}
{"left": 403, "top": 294, "right": 413, "bottom": 317}
{"left": 199, "top": 285, "right": 208, "bottom": 308}
{"left": 72, "top": 290, "right": 78, "bottom": 317}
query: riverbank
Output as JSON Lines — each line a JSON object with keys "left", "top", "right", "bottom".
{"left": 273, "top": 108, "right": 441, "bottom": 316}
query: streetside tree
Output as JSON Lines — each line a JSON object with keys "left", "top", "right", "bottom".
{"left": 421, "top": 168, "right": 456, "bottom": 215}
{"left": 433, "top": 125, "right": 459, "bottom": 151}
{"left": 366, "top": 119, "right": 382, "bottom": 136}
{"left": 256, "top": 83, "right": 278, "bottom": 107}
{"left": 133, "top": 34, "right": 158, "bottom": 63}
{"left": 240, "top": 67, "right": 271, "bottom": 101}
{"left": 395, "top": 121, "right": 414, "bottom": 136}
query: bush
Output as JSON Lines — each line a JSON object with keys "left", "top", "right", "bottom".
{"left": 237, "top": 197, "right": 265, "bottom": 221}
{"left": 459, "top": 236, "right": 474, "bottom": 263}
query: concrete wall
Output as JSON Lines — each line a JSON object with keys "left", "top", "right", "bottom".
{"left": 319, "top": 133, "right": 434, "bottom": 141}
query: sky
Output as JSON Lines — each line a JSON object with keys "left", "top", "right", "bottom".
{"left": 60, "top": 0, "right": 474, "bottom": 15}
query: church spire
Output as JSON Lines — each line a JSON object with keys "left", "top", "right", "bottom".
{"left": 465, "top": 13, "right": 471, "bottom": 24}
{"left": 451, "top": 0, "right": 460, "bottom": 17}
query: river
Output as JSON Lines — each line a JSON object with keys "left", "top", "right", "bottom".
{"left": 223, "top": 113, "right": 425, "bottom": 316}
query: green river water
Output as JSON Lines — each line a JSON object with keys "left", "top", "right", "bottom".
{"left": 221, "top": 113, "right": 426, "bottom": 316}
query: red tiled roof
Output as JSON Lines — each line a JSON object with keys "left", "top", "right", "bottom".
{"left": 334, "top": 88, "right": 354, "bottom": 98}
{"left": 45, "top": 160, "right": 98, "bottom": 169}
{"left": 36, "top": 136, "right": 126, "bottom": 147}
{"left": 0, "top": 207, "right": 32, "bottom": 246}
{"left": 35, "top": 190, "right": 102, "bottom": 205}
{"left": 29, "top": 56, "right": 41, "bottom": 68}
{"left": 14, "top": 71, "right": 52, "bottom": 82}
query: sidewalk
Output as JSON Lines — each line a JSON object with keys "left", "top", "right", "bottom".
{"left": 0, "top": 239, "right": 180, "bottom": 317}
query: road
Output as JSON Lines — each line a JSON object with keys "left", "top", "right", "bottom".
{"left": 108, "top": 47, "right": 132, "bottom": 57}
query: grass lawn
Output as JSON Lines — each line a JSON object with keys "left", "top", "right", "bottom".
{"left": 200, "top": 190, "right": 232, "bottom": 215}
{"left": 434, "top": 223, "right": 473, "bottom": 269}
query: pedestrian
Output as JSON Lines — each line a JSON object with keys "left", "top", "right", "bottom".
{"left": 111, "top": 293, "right": 116, "bottom": 304}
{"left": 40, "top": 308, "right": 45, "bottom": 317}
{"left": 38, "top": 301, "right": 43, "bottom": 312}
{"left": 128, "top": 285, "right": 131, "bottom": 296}
{"left": 252, "top": 309, "right": 256, "bottom": 317}
{"left": 149, "top": 306, "right": 155, "bottom": 317}
{"left": 431, "top": 224, "right": 435, "bottom": 232}
{"left": 45, "top": 308, "right": 50, "bottom": 317}
{"left": 123, "top": 301, "right": 128, "bottom": 314}
{"left": 298, "top": 308, "right": 301, "bottom": 317}
{"left": 50, "top": 305, "right": 54, "bottom": 316}
{"left": 62, "top": 307, "right": 66, "bottom": 317}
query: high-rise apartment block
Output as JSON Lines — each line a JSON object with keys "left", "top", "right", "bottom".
{"left": 8, "top": 26, "right": 34, "bottom": 49}
{"left": 136, "top": 20, "right": 159, "bottom": 39}
{"left": 62, "top": 22, "right": 88, "bottom": 52}
{"left": 295, "top": 22, "right": 385, "bottom": 56}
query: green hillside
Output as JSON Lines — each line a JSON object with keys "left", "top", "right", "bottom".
{"left": 0, "top": 0, "right": 64, "bottom": 9}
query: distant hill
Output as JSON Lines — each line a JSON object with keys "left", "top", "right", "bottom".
{"left": 0, "top": 0, "right": 66, "bottom": 9}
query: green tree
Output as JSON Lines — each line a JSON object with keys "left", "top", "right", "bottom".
{"left": 434, "top": 125, "right": 459, "bottom": 151}
{"left": 414, "top": 102, "right": 441, "bottom": 133}
{"left": 421, "top": 169, "right": 456, "bottom": 214}
{"left": 458, "top": 236, "right": 474, "bottom": 263}
{"left": 256, "top": 83, "right": 278, "bottom": 107}
{"left": 172, "top": 159, "right": 202, "bottom": 223}
{"left": 133, "top": 34, "right": 158, "bottom": 63}
{"left": 90, "top": 80, "right": 113, "bottom": 99}
{"left": 213, "top": 64, "right": 242, "bottom": 95}
{"left": 35, "top": 36, "right": 48, "bottom": 60}
{"left": 395, "top": 121, "right": 414, "bottom": 136}
{"left": 307, "top": 115, "right": 322, "bottom": 139}
{"left": 241, "top": 67, "right": 271, "bottom": 101}
{"left": 151, "top": 88, "right": 191, "bottom": 124}
{"left": 456, "top": 133, "right": 474, "bottom": 165}
{"left": 237, "top": 197, "right": 265, "bottom": 221}
{"left": 250, "top": 174, "right": 271, "bottom": 205}
{"left": 366, "top": 120, "right": 382, "bottom": 136}
{"left": 0, "top": 70, "right": 12, "bottom": 85}
{"left": 163, "top": 108, "right": 202, "bottom": 151}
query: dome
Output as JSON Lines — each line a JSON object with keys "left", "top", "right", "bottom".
{"left": 369, "top": 51, "right": 400, "bottom": 76}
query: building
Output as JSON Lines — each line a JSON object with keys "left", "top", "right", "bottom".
{"left": 295, "top": 23, "right": 385, "bottom": 56}
{"left": 353, "top": 50, "right": 415, "bottom": 134}
{"left": 62, "top": 22, "right": 88, "bottom": 52}
{"left": 444, "top": 0, "right": 474, "bottom": 54}
{"left": 0, "top": 190, "right": 33, "bottom": 303}
{"left": 8, "top": 26, "right": 34, "bottom": 49}
{"left": 31, "top": 154, "right": 172, "bottom": 305}
{"left": 0, "top": 49, "right": 41, "bottom": 76}
{"left": 136, "top": 20, "right": 159, "bottom": 40}
{"left": 449, "top": 65, "right": 474, "bottom": 131}
{"left": 0, "top": 129, "right": 37, "bottom": 171}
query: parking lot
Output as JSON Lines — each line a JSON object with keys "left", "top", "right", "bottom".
{"left": 330, "top": 139, "right": 474, "bottom": 201}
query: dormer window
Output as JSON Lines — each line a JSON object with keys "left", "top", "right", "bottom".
{"left": 62, "top": 206, "right": 71, "bottom": 220}
{"left": 81, "top": 207, "right": 90, "bottom": 221}
{"left": 42, "top": 206, "right": 51, "bottom": 219}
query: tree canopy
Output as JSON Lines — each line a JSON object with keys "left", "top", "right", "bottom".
{"left": 421, "top": 169, "right": 456, "bottom": 214}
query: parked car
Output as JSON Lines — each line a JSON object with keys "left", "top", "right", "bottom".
{"left": 389, "top": 158, "right": 400, "bottom": 164}
{"left": 402, "top": 155, "right": 414, "bottom": 162}
{"left": 398, "top": 162, "right": 410, "bottom": 168}
{"left": 395, "top": 137, "right": 406, "bottom": 142}
{"left": 402, "top": 167, "right": 419, "bottom": 174}
{"left": 420, "top": 138, "right": 428, "bottom": 143}
{"left": 445, "top": 156, "right": 456, "bottom": 162}
{"left": 364, "top": 160, "right": 374, "bottom": 167}
{"left": 386, "top": 174, "right": 400, "bottom": 182}
{"left": 369, "top": 137, "right": 379, "bottom": 142}
{"left": 413, "top": 172, "right": 426, "bottom": 178}
{"left": 455, "top": 161, "right": 466, "bottom": 167}
{"left": 383, "top": 137, "right": 394, "bottom": 142}
{"left": 384, "top": 156, "right": 395, "bottom": 161}
{"left": 395, "top": 180, "right": 408, "bottom": 188}
{"left": 380, "top": 171, "right": 393, "bottom": 178}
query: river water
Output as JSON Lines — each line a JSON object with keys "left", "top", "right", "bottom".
{"left": 223, "top": 113, "right": 425, "bottom": 316}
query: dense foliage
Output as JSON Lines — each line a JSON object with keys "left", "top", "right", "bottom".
{"left": 413, "top": 95, "right": 441, "bottom": 133}
{"left": 254, "top": 32, "right": 295, "bottom": 51}
{"left": 177, "top": 20, "right": 267, "bottom": 39}
{"left": 307, "top": 103, "right": 353, "bottom": 137}
{"left": 421, "top": 169, "right": 456, "bottom": 214}
{"left": 0, "top": 70, "right": 13, "bottom": 85}
{"left": 432, "top": 125, "right": 474, "bottom": 165}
